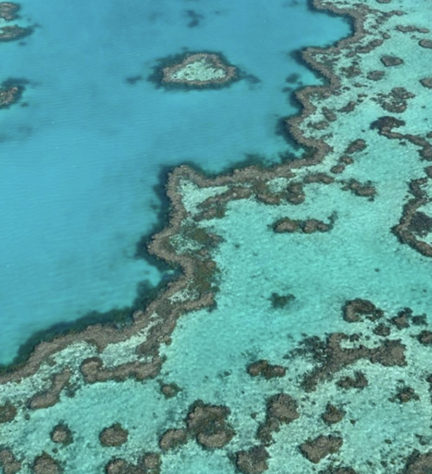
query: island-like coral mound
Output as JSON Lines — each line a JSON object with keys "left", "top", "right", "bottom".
{"left": 153, "top": 52, "right": 238, "bottom": 89}
{"left": 0, "top": 80, "right": 25, "bottom": 109}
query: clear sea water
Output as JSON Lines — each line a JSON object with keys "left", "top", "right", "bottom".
{"left": 0, "top": 0, "right": 349, "bottom": 364}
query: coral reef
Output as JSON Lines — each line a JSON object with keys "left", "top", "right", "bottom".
{"left": 0, "top": 80, "right": 24, "bottom": 109}
{"left": 153, "top": 52, "right": 238, "bottom": 89}
{"left": 99, "top": 424, "right": 129, "bottom": 447}
{"left": 299, "top": 435, "right": 343, "bottom": 464}
{"left": 0, "top": 2, "right": 19, "bottom": 21}
{"left": 2, "top": 0, "right": 432, "bottom": 471}
{"left": 50, "top": 423, "right": 73, "bottom": 445}
{"left": 247, "top": 360, "right": 286, "bottom": 379}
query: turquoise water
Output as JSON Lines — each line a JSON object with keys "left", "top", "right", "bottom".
{"left": 0, "top": 0, "right": 349, "bottom": 365}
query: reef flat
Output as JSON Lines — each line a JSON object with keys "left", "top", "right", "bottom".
{"left": 2, "top": 0, "right": 432, "bottom": 472}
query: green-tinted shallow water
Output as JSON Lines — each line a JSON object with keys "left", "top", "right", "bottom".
{"left": 2, "top": 0, "right": 432, "bottom": 472}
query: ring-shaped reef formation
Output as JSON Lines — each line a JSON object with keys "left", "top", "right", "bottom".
{"left": 149, "top": 51, "right": 239, "bottom": 89}
{"left": 3, "top": 0, "right": 432, "bottom": 472}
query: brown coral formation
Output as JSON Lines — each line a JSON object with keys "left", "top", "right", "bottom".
{"left": 257, "top": 393, "right": 299, "bottom": 445}
{"left": 341, "top": 179, "right": 376, "bottom": 199}
{"left": 300, "top": 332, "right": 406, "bottom": 391}
{"left": 159, "top": 428, "right": 188, "bottom": 451}
{"left": 420, "top": 77, "right": 432, "bottom": 89}
{"left": 0, "top": 24, "right": 32, "bottom": 41}
{"left": 0, "top": 402, "right": 16, "bottom": 424}
{"left": 159, "top": 382, "right": 181, "bottom": 398}
{"left": 321, "top": 403, "right": 345, "bottom": 425}
{"left": 28, "top": 368, "right": 71, "bottom": 410}
{"left": 380, "top": 55, "right": 404, "bottom": 67}
{"left": 32, "top": 452, "right": 62, "bottom": 474}
{"left": 374, "top": 87, "right": 415, "bottom": 113}
{"left": 186, "top": 400, "right": 235, "bottom": 449}
{"left": 419, "top": 39, "right": 432, "bottom": 49}
{"left": 392, "top": 178, "right": 432, "bottom": 258}
{"left": 0, "top": 3, "right": 32, "bottom": 41}
{"left": 50, "top": 423, "right": 73, "bottom": 445}
{"left": 235, "top": 445, "right": 270, "bottom": 474}
{"left": 273, "top": 214, "right": 335, "bottom": 233}
{"left": 0, "top": 81, "right": 24, "bottom": 109}
{"left": 269, "top": 292, "right": 295, "bottom": 309}
{"left": 247, "top": 360, "right": 286, "bottom": 379}
{"left": 402, "top": 450, "right": 432, "bottom": 474}
{"left": 99, "top": 423, "right": 129, "bottom": 447}
{"left": 0, "top": 449, "right": 21, "bottom": 474}
{"left": 159, "top": 400, "right": 235, "bottom": 452}
{"left": 0, "top": 2, "right": 19, "bottom": 21}
{"left": 390, "top": 386, "right": 419, "bottom": 404}
{"left": 342, "top": 299, "right": 383, "bottom": 323}
{"left": 80, "top": 356, "right": 161, "bottom": 384}
{"left": 299, "top": 435, "right": 343, "bottom": 464}
{"left": 336, "top": 371, "right": 368, "bottom": 390}
{"left": 105, "top": 453, "right": 161, "bottom": 474}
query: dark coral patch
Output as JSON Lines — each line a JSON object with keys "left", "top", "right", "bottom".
{"left": 32, "top": 452, "right": 62, "bottom": 474}
{"left": 341, "top": 179, "right": 376, "bottom": 199}
{"left": 99, "top": 423, "right": 129, "bottom": 447}
{"left": 299, "top": 435, "right": 343, "bottom": 464}
{"left": 380, "top": 55, "right": 404, "bottom": 67}
{"left": 247, "top": 360, "right": 286, "bottom": 379}
{"left": 257, "top": 393, "right": 299, "bottom": 445}
{"left": 159, "top": 382, "right": 181, "bottom": 399}
{"left": 0, "top": 25, "right": 32, "bottom": 42}
{"left": 0, "top": 401, "right": 17, "bottom": 423}
{"left": 0, "top": 3, "right": 19, "bottom": 21}
{"left": 50, "top": 423, "right": 73, "bottom": 445}
{"left": 321, "top": 403, "right": 345, "bottom": 425}
{"left": 419, "top": 39, "right": 432, "bottom": 49}
{"left": 337, "top": 371, "right": 368, "bottom": 390}
{"left": 273, "top": 215, "right": 335, "bottom": 234}
{"left": 417, "top": 330, "right": 432, "bottom": 345}
{"left": 105, "top": 453, "right": 160, "bottom": 474}
{"left": 186, "top": 400, "right": 235, "bottom": 449}
{"left": 343, "top": 299, "right": 383, "bottom": 323}
{"left": 408, "top": 212, "right": 432, "bottom": 237}
{"left": 0, "top": 80, "right": 25, "bottom": 109}
{"left": 390, "top": 385, "right": 419, "bottom": 403}
{"left": 420, "top": 77, "right": 432, "bottom": 89}
{"left": 159, "top": 428, "right": 188, "bottom": 451}
{"left": 344, "top": 139, "right": 367, "bottom": 155}
{"left": 0, "top": 449, "right": 21, "bottom": 474}
{"left": 235, "top": 445, "right": 269, "bottom": 474}
{"left": 402, "top": 450, "right": 432, "bottom": 473}
{"left": 367, "top": 70, "right": 385, "bottom": 81}
{"left": 269, "top": 292, "right": 295, "bottom": 308}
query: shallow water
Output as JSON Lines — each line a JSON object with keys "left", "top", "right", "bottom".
{"left": 0, "top": 0, "right": 349, "bottom": 365}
